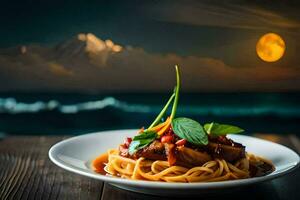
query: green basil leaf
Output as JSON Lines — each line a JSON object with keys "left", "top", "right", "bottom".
{"left": 133, "top": 131, "right": 156, "bottom": 141}
{"left": 204, "top": 122, "right": 244, "bottom": 136}
{"left": 128, "top": 131, "right": 157, "bottom": 155}
{"left": 128, "top": 141, "right": 141, "bottom": 155}
{"left": 128, "top": 139, "right": 154, "bottom": 155}
{"left": 171, "top": 117, "right": 208, "bottom": 146}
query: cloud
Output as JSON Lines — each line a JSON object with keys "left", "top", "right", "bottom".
{"left": 146, "top": 0, "right": 300, "bottom": 31}
{"left": 0, "top": 33, "right": 299, "bottom": 92}
{"left": 48, "top": 62, "right": 73, "bottom": 76}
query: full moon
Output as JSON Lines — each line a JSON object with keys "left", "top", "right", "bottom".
{"left": 256, "top": 33, "right": 285, "bottom": 62}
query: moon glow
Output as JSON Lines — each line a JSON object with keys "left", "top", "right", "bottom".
{"left": 256, "top": 33, "right": 285, "bottom": 62}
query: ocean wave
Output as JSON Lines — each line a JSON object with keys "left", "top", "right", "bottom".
{"left": 0, "top": 97, "right": 151, "bottom": 114}
{"left": 0, "top": 97, "right": 299, "bottom": 117}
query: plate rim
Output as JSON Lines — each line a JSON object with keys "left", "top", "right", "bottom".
{"left": 49, "top": 129, "right": 300, "bottom": 189}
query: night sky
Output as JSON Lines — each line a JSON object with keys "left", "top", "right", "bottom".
{"left": 0, "top": 0, "right": 300, "bottom": 92}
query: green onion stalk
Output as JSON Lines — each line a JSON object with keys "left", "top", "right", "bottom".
{"left": 170, "top": 65, "right": 180, "bottom": 120}
{"left": 147, "top": 65, "right": 180, "bottom": 129}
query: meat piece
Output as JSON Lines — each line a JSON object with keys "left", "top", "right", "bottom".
{"left": 164, "top": 143, "right": 176, "bottom": 165}
{"left": 132, "top": 140, "right": 212, "bottom": 167}
{"left": 206, "top": 142, "right": 245, "bottom": 162}
{"left": 175, "top": 146, "right": 212, "bottom": 168}
{"left": 133, "top": 140, "right": 166, "bottom": 160}
{"left": 119, "top": 144, "right": 129, "bottom": 157}
{"left": 129, "top": 137, "right": 245, "bottom": 167}
{"left": 208, "top": 135, "right": 242, "bottom": 146}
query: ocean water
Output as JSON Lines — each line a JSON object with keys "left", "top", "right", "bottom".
{"left": 0, "top": 92, "right": 299, "bottom": 136}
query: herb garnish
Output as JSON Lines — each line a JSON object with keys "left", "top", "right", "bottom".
{"left": 128, "top": 131, "right": 157, "bottom": 155}
{"left": 129, "top": 65, "right": 245, "bottom": 155}
{"left": 170, "top": 65, "right": 180, "bottom": 121}
{"left": 170, "top": 66, "right": 208, "bottom": 145}
{"left": 204, "top": 122, "right": 244, "bottom": 136}
{"left": 148, "top": 93, "right": 175, "bottom": 129}
{"left": 172, "top": 117, "right": 208, "bottom": 145}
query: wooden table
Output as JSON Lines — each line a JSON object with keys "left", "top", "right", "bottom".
{"left": 0, "top": 134, "right": 299, "bottom": 200}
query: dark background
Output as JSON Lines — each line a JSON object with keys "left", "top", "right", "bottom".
{"left": 0, "top": 0, "right": 299, "bottom": 136}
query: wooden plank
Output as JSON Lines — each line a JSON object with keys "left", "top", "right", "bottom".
{"left": 0, "top": 136, "right": 103, "bottom": 200}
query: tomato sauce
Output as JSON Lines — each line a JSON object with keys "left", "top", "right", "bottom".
{"left": 92, "top": 153, "right": 108, "bottom": 175}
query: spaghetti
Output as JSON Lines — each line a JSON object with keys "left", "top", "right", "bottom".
{"left": 92, "top": 149, "right": 274, "bottom": 183}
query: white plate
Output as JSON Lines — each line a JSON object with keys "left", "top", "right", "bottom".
{"left": 49, "top": 129, "right": 299, "bottom": 195}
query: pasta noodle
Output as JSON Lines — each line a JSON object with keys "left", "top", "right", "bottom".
{"left": 97, "top": 149, "right": 271, "bottom": 183}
